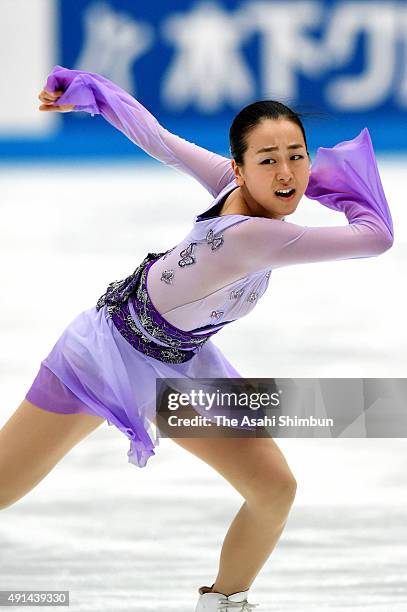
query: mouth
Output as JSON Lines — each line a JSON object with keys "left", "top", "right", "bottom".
{"left": 274, "top": 188, "right": 296, "bottom": 202}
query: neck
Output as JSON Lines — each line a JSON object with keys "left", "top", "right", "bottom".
{"left": 222, "top": 186, "right": 285, "bottom": 220}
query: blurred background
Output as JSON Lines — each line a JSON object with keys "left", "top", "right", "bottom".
{"left": 1, "top": 1, "right": 406, "bottom": 611}
{"left": 1, "top": 0, "right": 407, "bottom": 159}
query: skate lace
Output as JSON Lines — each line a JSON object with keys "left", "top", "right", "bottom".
{"left": 217, "top": 600, "right": 259, "bottom": 610}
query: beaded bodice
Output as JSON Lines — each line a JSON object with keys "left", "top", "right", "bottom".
{"left": 146, "top": 188, "right": 272, "bottom": 333}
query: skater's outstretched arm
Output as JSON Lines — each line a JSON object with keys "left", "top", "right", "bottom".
{"left": 40, "top": 66, "right": 235, "bottom": 199}
{"left": 219, "top": 128, "right": 394, "bottom": 276}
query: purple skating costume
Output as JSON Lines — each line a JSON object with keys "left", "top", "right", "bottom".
{"left": 26, "top": 66, "right": 394, "bottom": 468}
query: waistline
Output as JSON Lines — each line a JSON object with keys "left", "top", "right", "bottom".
{"left": 96, "top": 251, "right": 223, "bottom": 364}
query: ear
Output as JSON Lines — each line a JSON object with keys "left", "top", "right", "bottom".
{"left": 231, "top": 159, "right": 245, "bottom": 186}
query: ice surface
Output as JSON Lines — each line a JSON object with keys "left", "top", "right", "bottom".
{"left": 0, "top": 161, "right": 406, "bottom": 611}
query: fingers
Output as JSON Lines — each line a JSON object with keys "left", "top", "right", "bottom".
{"left": 38, "top": 103, "right": 75, "bottom": 113}
{"left": 38, "top": 89, "right": 64, "bottom": 102}
{"left": 38, "top": 88, "right": 75, "bottom": 112}
{"left": 38, "top": 88, "right": 64, "bottom": 105}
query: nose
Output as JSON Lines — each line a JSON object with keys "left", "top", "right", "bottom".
{"left": 276, "top": 161, "right": 293, "bottom": 182}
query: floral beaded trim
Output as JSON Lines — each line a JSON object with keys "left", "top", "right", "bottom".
{"left": 95, "top": 251, "right": 164, "bottom": 312}
{"left": 107, "top": 299, "right": 198, "bottom": 363}
{"left": 95, "top": 250, "right": 222, "bottom": 364}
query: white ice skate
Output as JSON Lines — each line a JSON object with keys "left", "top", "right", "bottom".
{"left": 194, "top": 585, "right": 259, "bottom": 611}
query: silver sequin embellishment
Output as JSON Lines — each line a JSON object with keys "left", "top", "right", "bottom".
{"left": 161, "top": 270, "right": 174, "bottom": 285}
{"left": 265, "top": 271, "right": 271, "bottom": 279}
{"left": 247, "top": 292, "right": 259, "bottom": 303}
{"left": 230, "top": 288, "right": 245, "bottom": 299}
{"left": 175, "top": 231, "right": 224, "bottom": 269}
{"left": 210, "top": 310, "right": 224, "bottom": 319}
{"left": 178, "top": 242, "right": 197, "bottom": 267}
{"left": 206, "top": 229, "right": 224, "bottom": 251}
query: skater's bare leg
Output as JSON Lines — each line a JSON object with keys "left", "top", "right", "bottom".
{"left": 0, "top": 399, "right": 105, "bottom": 509}
{"left": 163, "top": 410, "right": 296, "bottom": 597}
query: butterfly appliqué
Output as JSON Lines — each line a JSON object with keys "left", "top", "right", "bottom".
{"left": 247, "top": 292, "right": 259, "bottom": 303}
{"left": 210, "top": 310, "right": 224, "bottom": 320}
{"left": 178, "top": 242, "right": 197, "bottom": 268}
{"left": 160, "top": 270, "right": 174, "bottom": 285}
{"left": 206, "top": 229, "right": 224, "bottom": 251}
{"left": 230, "top": 287, "right": 245, "bottom": 300}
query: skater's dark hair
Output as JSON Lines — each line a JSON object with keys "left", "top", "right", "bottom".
{"left": 229, "top": 100, "right": 311, "bottom": 166}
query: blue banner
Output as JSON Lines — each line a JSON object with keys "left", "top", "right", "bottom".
{"left": 1, "top": 0, "right": 406, "bottom": 159}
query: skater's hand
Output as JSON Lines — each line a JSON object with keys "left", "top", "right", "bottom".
{"left": 38, "top": 88, "right": 75, "bottom": 112}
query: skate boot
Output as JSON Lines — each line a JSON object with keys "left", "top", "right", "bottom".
{"left": 194, "top": 584, "right": 259, "bottom": 611}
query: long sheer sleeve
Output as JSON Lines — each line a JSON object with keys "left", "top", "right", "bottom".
{"left": 222, "top": 128, "right": 394, "bottom": 274}
{"left": 44, "top": 65, "right": 235, "bottom": 198}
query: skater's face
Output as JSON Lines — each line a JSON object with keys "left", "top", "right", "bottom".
{"left": 231, "top": 118, "right": 311, "bottom": 220}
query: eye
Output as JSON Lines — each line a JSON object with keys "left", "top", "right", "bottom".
{"left": 260, "top": 154, "right": 304, "bottom": 165}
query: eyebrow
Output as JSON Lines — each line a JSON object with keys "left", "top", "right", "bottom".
{"left": 256, "top": 144, "right": 305, "bottom": 153}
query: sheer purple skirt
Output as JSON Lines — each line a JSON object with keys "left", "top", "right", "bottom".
{"left": 25, "top": 299, "right": 243, "bottom": 469}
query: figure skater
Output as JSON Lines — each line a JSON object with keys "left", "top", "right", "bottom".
{"left": 0, "top": 66, "right": 393, "bottom": 612}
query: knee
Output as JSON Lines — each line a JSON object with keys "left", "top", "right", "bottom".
{"left": 247, "top": 469, "right": 297, "bottom": 515}
{"left": 279, "top": 471, "right": 297, "bottom": 505}
{"left": 264, "top": 470, "right": 297, "bottom": 509}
